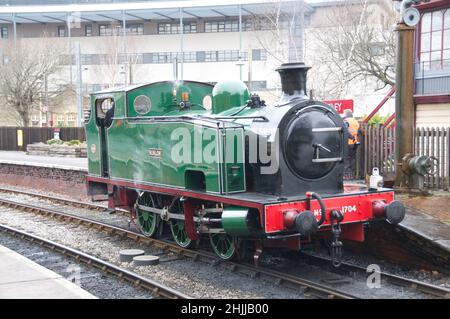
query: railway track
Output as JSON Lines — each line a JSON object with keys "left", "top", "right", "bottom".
{"left": 0, "top": 222, "right": 190, "bottom": 299}
{"left": 1, "top": 187, "right": 448, "bottom": 299}
{"left": 0, "top": 187, "right": 126, "bottom": 214}
{"left": 0, "top": 187, "right": 356, "bottom": 299}
{"left": 298, "top": 253, "right": 450, "bottom": 299}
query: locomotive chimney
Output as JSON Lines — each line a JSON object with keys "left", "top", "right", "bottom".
{"left": 276, "top": 62, "right": 311, "bottom": 98}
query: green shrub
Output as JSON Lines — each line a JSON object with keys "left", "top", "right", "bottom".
{"left": 66, "top": 140, "right": 82, "bottom": 146}
{"left": 46, "top": 138, "right": 63, "bottom": 145}
{"left": 47, "top": 139, "right": 82, "bottom": 146}
{"left": 365, "top": 113, "right": 391, "bottom": 126}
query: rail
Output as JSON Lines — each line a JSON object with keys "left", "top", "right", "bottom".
{"left": 0, "top": 222, "right": 190, "bottom": 299}
{"left": 0, "top": 190, "right": 356, "bottom": 299}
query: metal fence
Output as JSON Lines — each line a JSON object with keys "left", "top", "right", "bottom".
{"left": 0, "top": 127, "right": 85, "bottom": 151}
{"left": 357, "top": 124, "right": 449, "bottom": 190}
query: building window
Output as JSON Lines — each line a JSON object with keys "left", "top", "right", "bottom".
{"left": 242, "top": 19, "right": 253, "bottom": 31}
{"left": 158, "top": 22, "right": 196, "bottom": 34}
{"left": 153, "top": 52, "right": 171, "bottom": 63}
{"left": 1, "top": 27, "right": 8, "bottom": 39}
{"left": 85, "top": 25, "right": 92, "bottom": 37}
{"left": 184, "top": 22, "right": 196, "bottom": 33}
{"left": 196, "top": 51, "right": 205, "bottom": 62}
{"left": 98, "top": 54, "right": 110, "bottom": 65}
{"left": 205, "top": 51, "right": 218, "bottom": 62}
{"left": 81, "top": 54, "right": 99, "bottom": 65}
{"left": 72, "top": 50, "right": 250, "bottom": 66}
{"left": 113, "top": 25, "right": 123, "bottom": 36}
{"left": 205, "top": 50, "right": 246, "bottom": 62}
{"left": 419, "top": 9, "right": 450, "bottom": 71}
{"left": 252, "top": 49, "right": 267, "bottom": 61}
{"left": 158, "top": 23, "right": 171, "bottom": 34}
{"left": 31, "top": 114, "right": 40, "bottom": 126}
{"left": 99, "top": 24, "right": 112, "bottom": 36}
{"left": 127, "top": 23, "right": 144, "bottom": 35}
{"left": 182, "top": 52, "right": 196, "bottom": 63}
{"left": 143, "top": 53, "right": 153, "bottom": 64}
{"left": 57, "top": 26, "right": 66, "bottom": 37}
{"left": 205, "top": 20, "right": 239, "bottom": 33}
{"left": 67, "top": 113, "right": 76, "bottom": 126}
{"left": 56, "top": 114, "right": 64, "bottom": 126}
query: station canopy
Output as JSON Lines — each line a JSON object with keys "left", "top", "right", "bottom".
{"left": 0, "top": 0, "right": 312, "bottom": 24}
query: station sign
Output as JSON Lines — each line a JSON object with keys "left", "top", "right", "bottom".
{"left": 324, "top": 99, "right": 354, "bottom": 114}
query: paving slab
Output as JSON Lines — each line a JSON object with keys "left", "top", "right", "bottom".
{"left": 0, "top": 244, "right": 96, "bottom": 299}
{"left": 0, "top": 151, "right": 87, "bottom": 171}
{"left": 398, "top": 207, "right": 450, "bottom": 253}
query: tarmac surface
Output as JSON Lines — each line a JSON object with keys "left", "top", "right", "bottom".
{"left": 0, "top": 244, "right": 95, "bottom": 299}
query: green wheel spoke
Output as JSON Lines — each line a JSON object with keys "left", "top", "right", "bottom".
{"left": 169, "top": 203, "right": 194, "bottom": 249}
{"left": 136, "top": 193, "right": 160, "bottom": 238}
{"left": 210, "top": 234, "right": 236, "bottom": 260}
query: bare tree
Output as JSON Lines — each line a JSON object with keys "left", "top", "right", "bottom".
{"left": 90, "top": 23, "right": 141, "bottom": 88}
{"left": 308, "top": 0, "right": 397, "bottom": 99}
{"left": 0, "top": 40, "right": 65, "bottom": 126}
{"left": 251, "top": 0, "right": 306, "bottom": 64}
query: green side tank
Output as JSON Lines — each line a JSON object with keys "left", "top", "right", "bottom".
{"left": 212, "top": 80, "right": 250, "bottom": 114}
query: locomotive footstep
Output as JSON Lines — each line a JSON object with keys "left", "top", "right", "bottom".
{"left": 133, "top": 255, "right": 160, "bottom": 266}
{"left": 119, "top": 249, "right": 145, "bottom": 262}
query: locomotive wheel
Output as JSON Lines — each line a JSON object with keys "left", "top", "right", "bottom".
{"left": 169, "top": 200, "right": 196, "bottom": 248}
{"left": 209, "top": 233, "right": 236, "bottom": 260}
{"left": 136, "top": 192, "right": 161, "bottom": 237}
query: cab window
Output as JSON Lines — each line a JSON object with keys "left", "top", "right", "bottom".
{"left": 95, "top": 97, "right": 115, "bottom": 127}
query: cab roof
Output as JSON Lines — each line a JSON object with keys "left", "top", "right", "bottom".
{"left": 91, "top": 80, "right": 214, "bottom": 96}
{"left": 92, "top": 83, "right": 146, "bottom": 95}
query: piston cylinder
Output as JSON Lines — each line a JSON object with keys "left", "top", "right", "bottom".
{"left": 221, "top": 206, "right": 253, "bottom": 236}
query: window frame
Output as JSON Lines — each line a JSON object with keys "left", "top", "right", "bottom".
{"left": 0, "top": 26, "right": 8, "bottom": 39}
{"left": 204, "top": 20, "right": 239, "bottom": 33}
{"left": 85, "top": 24, "right": 92, "bottom": 37}
{"left": 127, "top": 23, "right": 144, "bottom": 35}
{"left": 57, "top": 25, "right": 66, "bottom": 37}
{"left": 157, "top": 22, "right": 196, "bottom": 34}
{"left": 418, "top": 8, "right": 450, "bottom": 71}
{"left": 99, "top": 24, "right": 112, "bottom": 37}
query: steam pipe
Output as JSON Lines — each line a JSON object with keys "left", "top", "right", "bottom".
{"left": 305, "top": 192, "right": 326, "bottom": 226}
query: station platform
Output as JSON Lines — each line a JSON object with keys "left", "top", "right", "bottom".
{"left": 398, "top": 193, "right": 450, "bottom": 253}
{"left": 0, "top": 151, "right": 87, "bottom": 171}
{"left": 0, "top": 244, "right": 95, "bottom": 299}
